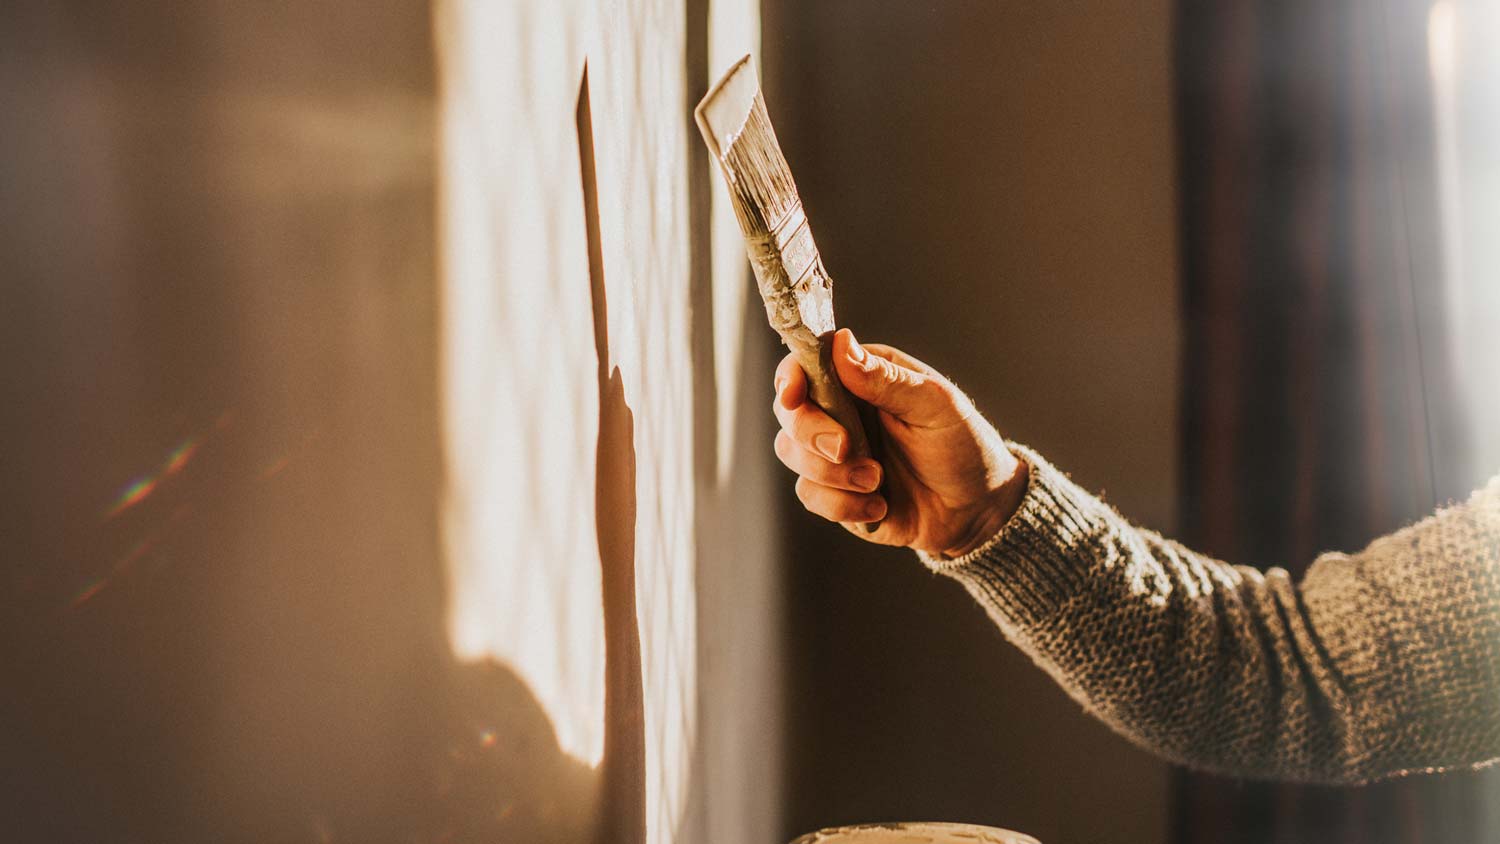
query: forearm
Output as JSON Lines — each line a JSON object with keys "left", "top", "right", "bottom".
{"left": 921, "top": 445, "right": 1500, "bottom": 783}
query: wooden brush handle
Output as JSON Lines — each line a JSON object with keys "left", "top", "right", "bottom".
{"left": 797, "top": 336, "right": 871, "bottom": 462}
{"left": 790, "top": 332, "right": 884, "bottom": 533}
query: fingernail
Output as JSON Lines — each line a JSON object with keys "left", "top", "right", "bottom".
{"left": 850, "top": 463, "right": 880, "bottom": 492}
{"left": 848, "top": 337, "right": 879, "bottom": 372}
{"left": 847, "top": 335, "right": 867, "bottom": 365}
{"left": 867, "top": 497, "right": 888, "bottom": 521}
{"left": 774, "top": 375, "right": 787, "bottom": 397}
{"left": 813, "top": 432, "right": 843, "bottom": 463}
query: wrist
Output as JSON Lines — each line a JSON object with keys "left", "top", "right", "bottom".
{"left": 941, "top": 450, "right": 1030, "bottom": 559}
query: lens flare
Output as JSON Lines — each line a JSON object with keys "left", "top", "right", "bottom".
{"left": 163, "top": 439, "right": 201, "bottom": 476}
{"left": 261, "top": 455, "right": 293, "bottom": 479}
{"left": 70, "top": 578, "right": 109, "bottom": 608}
{"left": 104, "top": 436, "right": 201, "bottom": 519}
{"left": 70, "top": 536, "right": 157, "bottom": 607}
{"left": 106, "top": 476, "right": 159, "bottom": 518}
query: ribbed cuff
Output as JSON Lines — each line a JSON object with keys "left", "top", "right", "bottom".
{"left": 916, "top": 444, "right": 1110, "bottom": 630}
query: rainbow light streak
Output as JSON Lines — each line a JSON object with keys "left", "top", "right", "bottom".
{"left": 104, "top": 436, "right": 200, "bottom": 519}
{"left": 106, "top": 477, "right": 158, "bottom": 518}
{"left": 261, "top": 455, "right": 293, "bottom": 479}
{"left": 163, "top": 439, "right": 200, "bottom": 476}
{"left": 70, "top": 579, "right": 109, "bottom": 608}
{"left": 70, "top": 536, "right": 157, "bottom": 607}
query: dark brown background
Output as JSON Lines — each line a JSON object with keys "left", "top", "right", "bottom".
{"left": 762, "top": 3, "right": 1181, "bottom": 843}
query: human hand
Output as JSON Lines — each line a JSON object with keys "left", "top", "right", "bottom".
{"left": 773, "top": 329, "right": 1028, "bottom": 558}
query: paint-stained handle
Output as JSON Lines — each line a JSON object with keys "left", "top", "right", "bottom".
{"left": 797, "top": 335, "right": 883, "bottom": 533}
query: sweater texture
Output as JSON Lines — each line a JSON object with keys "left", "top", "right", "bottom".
{"left": 919, "top": 445, "right": 1500, "bottom": 784}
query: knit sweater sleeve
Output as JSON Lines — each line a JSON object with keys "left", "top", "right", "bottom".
{"left": 919, "top": 445, "right": 1500, "bottom": 784}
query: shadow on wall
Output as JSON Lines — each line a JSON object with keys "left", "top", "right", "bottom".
{"left": 439, "top": 66, "right": 652, "bottom": 844}
{"left": 443, "top": 65, "right": 652, "bottom": 844}
{"left": 0, "top": 4, "right": 657, "bottom": 844}
{"left": 580, "top": 63, "right": 649, "bottom": 844}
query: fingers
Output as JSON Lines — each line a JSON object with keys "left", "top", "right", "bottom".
{"left": 773, "top": 367, "right": 850, "bottom": 463}
{"left": 774, "top": 430, "right": 882, "bottom": 493}
{"left": 830, "top": 329, "right": 969, "bottom": 428}
{"left": 773, "top": 355, "right": 887, "bottom": 525}
{"left": 857, "top": 342, "right": 941, "bottom": 377}
{"left": 795, "top": 476, "right": 887, "bottom": 524}
{"left": 773, "top": 352, "right": 808, "bottom": 411}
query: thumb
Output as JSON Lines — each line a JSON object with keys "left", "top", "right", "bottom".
{"left": 832, "top": 329, "right": 964, "bottom": 428}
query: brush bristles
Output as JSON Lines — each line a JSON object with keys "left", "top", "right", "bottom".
{"left": 719, "top": 93, "right": 802, "bottom": 237}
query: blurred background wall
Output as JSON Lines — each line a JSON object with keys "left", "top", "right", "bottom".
{"left": 762, "top": 3, "right": 1500, "bottom": 844}
{"left": 1171, "top": 1, "right": 1500, "bottom": 841}
{"left": 2, "top": 1, "right": 781, "bottom": 842}
{"left": 760, "top": 4, "right": 1181, "bottom": 843}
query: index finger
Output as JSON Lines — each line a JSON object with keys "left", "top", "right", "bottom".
{"left": 774, "top": 352, "right": 808, "bottom": 410}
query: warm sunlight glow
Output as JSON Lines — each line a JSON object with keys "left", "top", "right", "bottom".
{"left": 1428, "top": 1, "right": 1457, "bottom": 90}
{"left": 1429, "top": 0, "right": 1500, "bottom": 477}
{"left": 1429, "top": 0, "right": 1463, "bottom": 399}
{"left": 436, "top": 3, "right": 606, "bottom": 767}
{"left": 437, "top": 3, "right": 759, "bottom": 838}
{"left": 709, "top": 2, "right": 761, "bottom": 488}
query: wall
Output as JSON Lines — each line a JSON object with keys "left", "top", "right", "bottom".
{"left": 436, "top": 1, "right": 779, "bottom": 842}
{"left": 761, "top": 4, "right": 1181, "bottom": 844}
{"left": 2, "top": 2, "right": 779, "bottom": 843}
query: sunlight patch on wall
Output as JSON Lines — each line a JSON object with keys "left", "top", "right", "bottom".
{"left": 435, "top": 1, "right": 606, "bottom": 767}
{"left": 584, "top": 7, "right": 699, "bottom": 838}
{"left": 436, "top": 1, "right": 767, "bottom": 839}
{"left": 709, "top": 2, "right": 761, "bottom": 487}
{"left": 433, "top": 8, "right": 739, "bottom": 844}
{"left": 1430, "top": 0, "right": 1500, "bottom": 477}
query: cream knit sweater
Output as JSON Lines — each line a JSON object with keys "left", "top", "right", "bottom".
{"left": 919, "top": 445, "right": 1500, "bottom": 784}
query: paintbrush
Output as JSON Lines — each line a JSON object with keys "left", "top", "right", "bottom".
{"left": 695, "top": 54, "right": 881, "bottom": 531}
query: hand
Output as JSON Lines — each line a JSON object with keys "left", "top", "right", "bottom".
{"left": 773, "top": 328, "right": 1029, "bottom": 558}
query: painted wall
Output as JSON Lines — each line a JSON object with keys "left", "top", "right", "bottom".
{"left": 3, "top": 2, "right": 779, "bottom": 842}
{"left": 436, "top": 1, "right": 778, "bottom": 842}
{"left": 762, "top": 4, "right": 1181, "bottom": 844}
